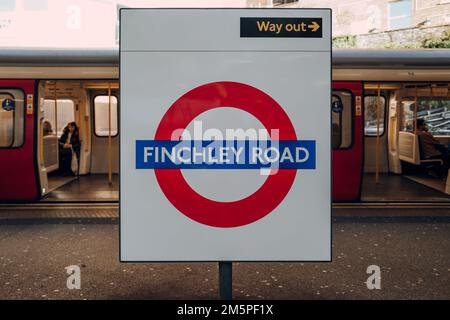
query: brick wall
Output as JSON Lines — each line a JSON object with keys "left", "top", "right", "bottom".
{"left": 355, "top": 24, "right": 450, "bottom": 48}
{"left": 249, "top": 0, "right": 450, "bottom": 48}
{"left": 272, "top": 0, "right": 450, "bottom": 36}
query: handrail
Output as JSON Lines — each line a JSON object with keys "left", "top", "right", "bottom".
{"left": 108, "top": 82, "right": 112, "bottom": 185}
{"left": 375, "top": 84, "right": 381, "bottom": 184}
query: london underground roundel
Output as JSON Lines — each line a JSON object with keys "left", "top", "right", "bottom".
{"left": 135, "top": 81, "right": 316, "bottom": 228}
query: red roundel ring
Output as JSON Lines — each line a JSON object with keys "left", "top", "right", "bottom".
{"left": 154, "top": 81, "right": 297, "bottom": 228}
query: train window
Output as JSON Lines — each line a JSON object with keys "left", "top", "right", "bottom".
{"left": 332, "top": 90, "right": 353, "bottom": 149}
{"left": 364, "top": 95, "right": 386, "bottom": 136}
{"left": 94, "top": 95, "right": 118, "bottom": 137}
{"left": 401, "top": 97, "right": 450, "bottom": 135}
{"left": 400, "top": 100, "right": 415, "bottom": 132}
{"left": 43, "top": 99, "right": 75, "bottom": 137}
{"left": 0, "top": 90, "right": 25, "bottom": 148}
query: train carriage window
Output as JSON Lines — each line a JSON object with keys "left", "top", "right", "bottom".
{"left": 332, "top": 90, "right": 353, "bottom": 149}
{"left": 400, "top": 100, "right": 415, "bottom": 132}
{"left": 364, "top": 95, "right": 386, "bottom": 136}
{"left": 401, "top": 97, "right": 450, "bottom": 135}
{"left": 94, "top": 95, "right": 118, "bottom": 137}
{"left": 43, "top": 99, "right": 75, "bottom": 137}
{"left": 0, "top": 90, "right": 25, "bottom": 148}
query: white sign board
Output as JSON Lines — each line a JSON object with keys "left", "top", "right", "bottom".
{"left": 120, "top": 8, "right": 331, "bottom": 261}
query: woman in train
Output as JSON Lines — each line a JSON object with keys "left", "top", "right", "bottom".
{"left": 58, "top": 121, "right": 81, "bottom": 176}
{"left": 43, "top": 120, "right": 53, "bottom": 136}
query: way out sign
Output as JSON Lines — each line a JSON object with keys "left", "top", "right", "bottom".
{"left": 120, "top": 9, "right": 331, "bottom": 261}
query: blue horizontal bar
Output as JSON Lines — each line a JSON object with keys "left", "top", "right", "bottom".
{"left": 136, "top": 140, "right": 316, "bottom": 170}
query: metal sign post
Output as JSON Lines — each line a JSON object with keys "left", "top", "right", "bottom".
{"left": 219, "top": 262, "right": 232, "bottom": 300}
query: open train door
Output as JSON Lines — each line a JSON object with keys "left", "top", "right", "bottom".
{"left": 332, "top": 82, "right": 364, "bottom": 201}
{"left": 0, "top": 80, "right": 40, "bottom": 202}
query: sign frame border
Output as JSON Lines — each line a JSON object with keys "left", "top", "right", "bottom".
{"left": 119, "top": 7, "right": 333, "bottom": 263}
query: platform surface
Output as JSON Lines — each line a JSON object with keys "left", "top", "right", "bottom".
{"left": 0, "top": 219, "right": 448, "bottom": 299}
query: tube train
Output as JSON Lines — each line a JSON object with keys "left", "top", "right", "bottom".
{"left": 0, "top": 49, "right": 449, "bottom": 202}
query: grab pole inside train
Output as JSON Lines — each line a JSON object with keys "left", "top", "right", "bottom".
{"left": 54, "top": 81, "right": 58, "bottom": 144}
{"left": 375, "top": 84, "right": 381, "bottom": 184}
{"left": 414, "top": 85, "right": 418, "bottom": 134}
{"left": 108, "top": 82, "right": 113, "bottom": 185}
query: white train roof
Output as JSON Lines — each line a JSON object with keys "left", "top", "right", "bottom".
{"left": 0, "top": 48, "right": 449, "bottom": 68}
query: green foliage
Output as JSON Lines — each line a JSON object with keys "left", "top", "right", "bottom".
{"left": 332, "top": 35, "right": 357, "bottom": 48}
{"left": 381, "top": 42, "right": 419, "bottom": 49}
{"left": 422, "top": 30, "right": 450, "bottom": 48}
{"left": 332, "top": 28, "right": 450, "bottom": 49}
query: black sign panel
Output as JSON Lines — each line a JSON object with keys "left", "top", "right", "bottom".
{"left": 240, "top": 17, "right": 322, "bottom": 38}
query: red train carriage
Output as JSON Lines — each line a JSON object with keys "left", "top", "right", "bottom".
{"left": 0, "top": 49, "right": 449, "bottom": 202}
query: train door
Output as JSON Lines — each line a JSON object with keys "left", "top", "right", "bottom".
{"left": 394, "top": 84, "right": 450, "bottom": 196}
{"left": 363, "top": 89, "right": 389, "bottom": 174}
{"left": 332, "top": 82, "right": 364, "bottom": 201}
{"left": 360, "top": 83, "right": 450, "bottom": 201}
{"left": 35, "top": 80, "right": 119, "bottom": 202}
{"left": 37, "top": 80, "right": 92, "bottom": 198}
{"left": 0, "top": 80, "right": 39, "bottom": 201}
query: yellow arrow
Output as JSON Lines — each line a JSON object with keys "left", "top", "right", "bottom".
{"left": 308, "top": 21, "right": 320, "bottom": 32}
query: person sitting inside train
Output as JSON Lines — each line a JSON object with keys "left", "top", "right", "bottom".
{"left": 58, "top": 122, "right": 81, "bottom": 176}
{"left": 416, "top": 119, "right": 450, "bottom": 177}
{"left": 43, "top": 120, "right": 53, "bottom": 136}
